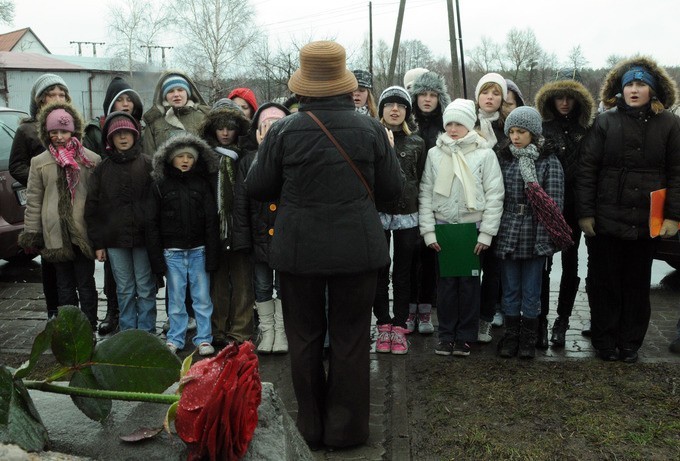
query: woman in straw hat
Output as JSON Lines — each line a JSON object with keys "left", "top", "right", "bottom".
{"left": 246, "top": 40, "right": 403, "bottom": 449}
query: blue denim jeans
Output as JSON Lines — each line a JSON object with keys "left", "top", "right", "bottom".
{"left": 164, "top": 247, "right": 213, "bottom": 349}
{"left": 107, "top": 247, "right": 157, "bottom": 333}
{"left": 253, "top": 261, "right": 279, "bottom": 303}
{"left": 500, "top": 257, "right": 546, "bottom": 319}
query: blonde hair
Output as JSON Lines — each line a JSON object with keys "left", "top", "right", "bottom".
{"left": 476, "top": 81, "right": 510, "bottom": 125}
{"left": 366, "top": 91, "right": 378, "bottom": 118}
{"left": 603, "top": 87, "right": 665, "bottom": 114}
{"left": 380, "top": 117, "right": 412, "bottom": 136}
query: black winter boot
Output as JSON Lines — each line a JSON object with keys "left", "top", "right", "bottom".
{"left": 536, "top": 316, "right": 549, "bottom": 350}
{"left": 550, "top": 316, "right": 570, "bottom": 347}
{"left": 519, "top": 317, "right": 539, "bottom": 359}
{"left": 498, "top": 315, "right": 521, "bottom": 358}
{"left": 98, "top": 302, "right": 119, "bottom": 335}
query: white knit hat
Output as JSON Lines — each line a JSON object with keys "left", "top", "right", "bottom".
{"left": 475, "top": 72, "right": 508, "bottom": 100}
{"left": 442, "top": 99, "right": 477, "bottom": 131}
{"left": 403, "top": 68, "right": 429, "bottom": 91}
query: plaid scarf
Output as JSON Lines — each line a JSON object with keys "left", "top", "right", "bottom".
{"left": 48, "top": 137, "right": 95, "bottom": 203}
{"left": 510, "top": 143, "right": 573, "bottom": 250}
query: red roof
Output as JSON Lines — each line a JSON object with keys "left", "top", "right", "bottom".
{"left": 0, "top": 51, "right": 83, "bottom": 70}
{"left": 0, "top": 27, "right": 51, "bottom": 53}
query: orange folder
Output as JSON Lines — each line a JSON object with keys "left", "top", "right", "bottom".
{"left": 649, "top": 189, "right": 680, "bottom": 237}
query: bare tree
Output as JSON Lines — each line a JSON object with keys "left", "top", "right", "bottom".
{"left": 466, "top": 36, "right": 502, "bottom": 73}
{"left": 503, "top": 28, "right": 543, "bottom": 79}
{"left": 106, "top": 0, "right": 172, "bottom": 74}
{"left": 0, "top": 0, "right": 14, "bottom": 26}
{"left": 566, "top": 45, "right": 589, "bottom": 70}
{"left": 605, "top": 54, "right": 626, "bottom": 69}
{"left": 247, "top": 39, "right": 302, "bottom": 102}
{"left": 173, "top": 0, "right": 258, "bottom": 101}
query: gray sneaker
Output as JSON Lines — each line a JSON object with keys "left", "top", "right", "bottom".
{"left": 478, "top": 320, "right": 492, "bottom": 343}
{"left": 491, "top": 310, "right": 504, "bottom": 327}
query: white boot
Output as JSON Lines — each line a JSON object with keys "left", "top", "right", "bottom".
{"left": 256, "top": 300, "right": 275, "bottom": 354}
{"left": 272, "top": 298, "right": 288, "bottom": 354}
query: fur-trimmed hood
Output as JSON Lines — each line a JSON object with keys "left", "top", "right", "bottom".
{"left": 409, "top": 71, "right": 452, "bottom": 117}
{"left": 198, "top": 106, "right": 251, "bottom": 148}
{"left": 600, "top": 55, "right": 678, "bottom": 109}
{"left": 37, "top": 101, "right": 85, "bottom": 147}
{"left": 151, "top": 133, "right": 218, "bottom": 181}
{"left": 535, "top": 79, "right": 596, "bottom": 128}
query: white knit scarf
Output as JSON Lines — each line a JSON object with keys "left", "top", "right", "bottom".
{"left": 433, "top": 131, "right": 481, "bottom": 210}
{"left": 477, "top": 109, "right": 499, "bottom": 149}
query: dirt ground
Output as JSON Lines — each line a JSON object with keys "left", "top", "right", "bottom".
{"left": 406, "top": 356, "right": 680, "bottom": 461}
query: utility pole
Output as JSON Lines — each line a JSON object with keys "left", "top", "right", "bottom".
{"left": 140, "top": 45, "right": 173, "bottom": 66}
{"left": 446, "top": 0, "right": 460, "bottom": 97}
{"left": 387, "top": 0, "right": 406, "bottom": 85}
{"left": 140, "top": 45, "right": 153, "bottom": 63}
{"left": 368, "top": 1, "right": 373, "bottom": 75}
{"left": 69, "top": 41, "right": 105, "bottom": 57}
{"left": 455, "top": 0, "right": 467, "bottom": 98}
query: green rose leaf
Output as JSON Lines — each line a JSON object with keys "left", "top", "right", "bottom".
{"left": 91, "top": 330, "right": 181, "bottom": 393}
{"left": 70, "top": 368, "right": 112, "bottom": 422}
{"left": 14, "top": 319, "right": 55, "bottom": 380}
{"left": 0, "top": 366, "right": 49, "bottom": 451}
{"left": 51, "top": 306, "right": 94, "bottom": 367}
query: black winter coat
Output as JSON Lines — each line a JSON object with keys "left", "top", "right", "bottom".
{"left": 145, "top": 135, "right": 220, "bottom": 274}
{"left": 9, "top": 121, "right": 44, "bottom": 186}
{"left": 245, "top": 95, "right": 404, "bottom": 276}
{"left": 84, "top": 145, "right": 152, "bottom": 250}
{"left": 233, "top": 150, "right": 276, "bottom": 262}
{"left": 376, "top": 129, "right": 425, "bottom": 215}
{"left": 576, "top": 104, "right": 680, "bottom": 239}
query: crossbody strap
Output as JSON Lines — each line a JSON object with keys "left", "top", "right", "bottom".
{"left": 305, "top": 111, "right": 374, "bottom": 202}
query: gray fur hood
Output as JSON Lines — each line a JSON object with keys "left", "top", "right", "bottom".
{"left": 535, "top": 79, "right": 596, "bottom": 128}
{"left": 151, "top": 133, "right": 218, "bottom": 181}
{"left": 409, "top": 71, "right": 451, "bottom": 115}
{"left": 600, "top": 56, "right": 678, "bottom": 109}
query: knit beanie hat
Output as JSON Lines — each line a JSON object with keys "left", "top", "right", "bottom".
{"left": 378, "top": 86, "right": 412, "bottom": 119}
{"left": 228, "top": 87, "right": 259, "bottom": 113}
{"left": 353, "top": 69, "right": 373, "bottom": 89}
{"left": 211, "top": 98, "right": 244, "bottom": 113}
{"left": 45, "top": 108, "right": 75, "bottom": 133}
{"left": 504, "top": 106, "right": 543, "bottom": 137}
{"left": 442, "top": 99, "right": 477, "bottom": 131}
{"left": 31, "top": 73, "right": 69, "bottom": 118}
{"left": 257, "top": 106, "right": 287, "bottom": 129}
{"left": 169, "top": 146, "right": 200, "bottom": 162}
{"left": 106, "top": 114, "right": 139, "bottom": 145}
{"left": 403, "top": 68, "right": 429, "bottom": 91}
{"left": 621, "top": 65, "right": 658, "bottom": 92}
{"left": 475, "top": 72, "right": 508, "bottom": 101}
{"left": 162, "top": 75, "right": 191, "bottom": 99}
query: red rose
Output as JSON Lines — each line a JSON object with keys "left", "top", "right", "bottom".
{"left": 176, "top": 341, "right": 261, "bottom": 461}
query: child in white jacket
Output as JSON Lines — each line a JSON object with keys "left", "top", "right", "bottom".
{"left": 419, "top": 99, "right": 504, "bottom": 357}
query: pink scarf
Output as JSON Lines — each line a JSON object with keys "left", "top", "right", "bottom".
{"left": 48, "top": 137, "right": 95, "bottom": 202}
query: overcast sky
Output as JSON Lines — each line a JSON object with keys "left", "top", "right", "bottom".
{"left": 4, "top": 0, "right": 679, "bottom": 70}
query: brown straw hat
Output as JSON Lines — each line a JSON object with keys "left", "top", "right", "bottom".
{"left": 288, "top": 41, "right": 358, "bottom": 97}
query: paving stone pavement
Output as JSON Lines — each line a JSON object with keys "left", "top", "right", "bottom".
{"left": 1, "top": 260, "right": 679, "bottom": 460}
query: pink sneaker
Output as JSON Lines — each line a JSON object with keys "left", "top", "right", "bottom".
{"left": 375, "top": 324, "right": 392, "bottom": 353}
{"left": 391, "top": 326, "right": 409, "bottom": 355}
{"left": 405, "top": 313, "right": 417, "bottom": 333}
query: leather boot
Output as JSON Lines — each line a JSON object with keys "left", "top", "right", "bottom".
{"left": 272, "top": 298, "right": 288, "bottom": 354}
{"left": 550, "top": 316, "right": 570, "bottom": 347}
{"left": 498, "top": 315, "right": 520, "bottom": 358}
{"left": 519, "top": 317, "right": 538, "bottom": 359}
{"left": 535, "top": 316, "right": 549, "bottom": 350}
{"left": 256, "top": 300, "right": 275, "bottom": 354}
{"left": 98, "top": 302, "right": 119, "bottom": 335}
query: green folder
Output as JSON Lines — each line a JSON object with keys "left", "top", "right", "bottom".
{"left": 434, "top": 223, "right": 481, "bottom": 277}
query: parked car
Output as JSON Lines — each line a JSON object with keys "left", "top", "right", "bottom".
{"left": 0, "top": 107, "right": 31, "bottom": 262}
{"left": 655, "top": 236, "right": 680, "bottom": 270}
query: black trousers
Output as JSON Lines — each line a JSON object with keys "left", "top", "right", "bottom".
{"left": 409, "top": 239, "right": 437, "bottom": 306}
{"left": 586, "top": 235, "right": 656, "bottom": 351}
{"left": 479, "top": 246, "right": 501, "bottom": 322}
{"left": 374, "top": 227, "right": 419, "bottom": 327}
{"left": 540, "top": 206, "right": 583, "bottom": 320}
{"left": 41, "top": 260, "right": 59, "bottom": 318}
{"left": 280, "top": 270, "right": 377, "bottom": 448}
{"left": 53, "top": 247, "right": 98, "bottom": 328}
